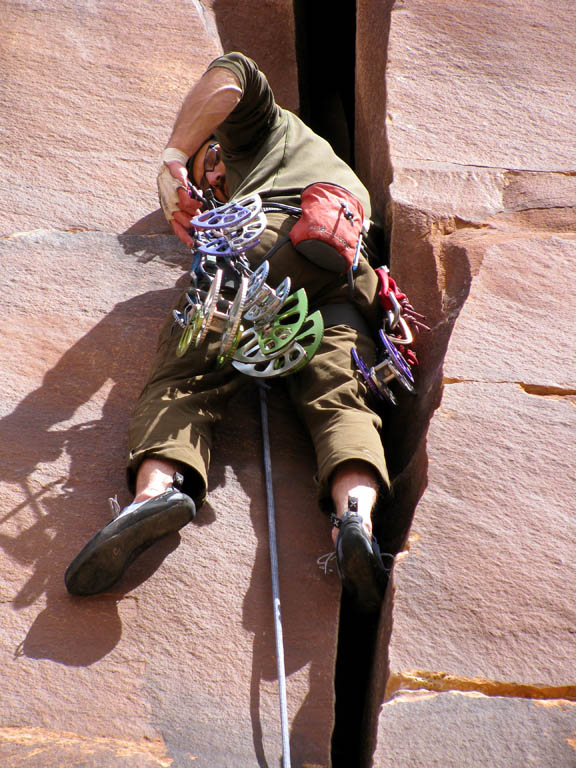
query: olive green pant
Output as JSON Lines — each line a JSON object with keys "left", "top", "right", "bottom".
{"left": 127, "top": 214, "right": 389, "bottom": 507}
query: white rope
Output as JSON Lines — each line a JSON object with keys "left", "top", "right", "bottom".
{"left": 258, "top": 383, "right": 291, "bottom": 768}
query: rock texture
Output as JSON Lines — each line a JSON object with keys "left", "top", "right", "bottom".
{"left": 0, "top": 230, "right": 340, "bottom": 767}
{"left": 375, "top": 692, "right": 576, "bottom": 768}
{"left": 0, "top": 3, "right": 336, "bottom": 767}
{"left": 354, "top": 0, "right": 576, "bottom": 765}
{"left": 4, "top": 0, "right": 576, "bottom": 765}
{"left": 1, "top": 0, "right": 296, "bottom": 238}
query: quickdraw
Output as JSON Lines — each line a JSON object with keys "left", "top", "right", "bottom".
{"left": 173, "top": 193, "right": 324, "bottom": 378}
{"left": 351, "top": 265, "right": 429, "bottom": 406}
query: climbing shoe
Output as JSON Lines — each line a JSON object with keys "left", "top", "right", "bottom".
{"left": 65, "top": 475, "right": 195, "bottom": 596}
{"left": 334, "top": 498, "right": 390, "bottom": 613}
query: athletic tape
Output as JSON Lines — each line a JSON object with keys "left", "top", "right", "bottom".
{"left": 157, "top": 164, "right": 185, "bottom": 221}
{"left": 161, "top": 147, "right": 189, "bottom": 165}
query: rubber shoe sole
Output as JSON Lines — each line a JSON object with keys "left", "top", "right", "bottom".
{"left": 65, "top": 489, "right": 195, "bottom": 596}
{"left": 336, "top": 514, "right": 387, "bottom": 613}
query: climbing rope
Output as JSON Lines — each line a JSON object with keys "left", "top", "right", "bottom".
{"left": 259, "top": 382, "right": 291, "bottom": 768}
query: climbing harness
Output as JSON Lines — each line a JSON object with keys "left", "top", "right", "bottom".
{"left": 258, "top": 382, "right": 291, "bottom": 768}
{"left": 172, "top": 193, "right": 324, "bottom": 379}
{"left": 173, "top": 187, "right": 426, "bottom": 400}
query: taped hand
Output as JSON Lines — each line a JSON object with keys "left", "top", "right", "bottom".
{"left": 157, "top": 148, "right": 203, "bottom": 247}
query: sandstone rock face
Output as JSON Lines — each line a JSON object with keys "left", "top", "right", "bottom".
{"left": 0, "top": 231, "right": 339, "bottom": 767}
{"left": 375, "top": 692, "right": 576, "bottom": 768}
{"left": 1, "top": 0, "right": 296, "bottom": 238}
{"left": 0, "top": 3, "right": 337, "bottom": 766}
{"left": 1, "top": 1, "right": 221, "bottom": 235}
{"left": 5, "top": 0, "right": 575, "bottom": 764}
{"left": 355, "top": 0, "right": 576, "bottom": 765}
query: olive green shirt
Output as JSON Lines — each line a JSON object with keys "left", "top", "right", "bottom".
{"left": 207, "top": 52, "right": 372, "bottom": 217}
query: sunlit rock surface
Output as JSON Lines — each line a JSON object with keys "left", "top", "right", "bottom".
{"left": 3, "top": 0, "right": 576, "bottom": 765}
{"left": 355, "top": 0, "right": 576, "bottom": 765}
{"left": 0, "top": 3, "right": 336, "bottom": 767}
{"left": 375, "top": 692, "right": 576, "bottom": 768}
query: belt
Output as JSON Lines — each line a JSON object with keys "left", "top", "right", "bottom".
{"left": 318, "top": 303, "right": 370, "bottom": 336}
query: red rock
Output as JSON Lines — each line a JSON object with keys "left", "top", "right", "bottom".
{"left": 373, "top": 692, "right": 576, "bottom": 768}
{"left": 0, "top": 232, "right": 338, "bottom": 765}
{"left": 388, "top": 381, "right": 576, "bottom": 686}
{"left": 443, "top": 234, "right": 576, "bottom": 389}
{"left": 355, "top": 0, "right": 576, "bottom": 762}
{"left": 0, "top": 1, "right": 296, "bottom": 237}
{"left": 0, "top": 727, "right": 173, "bottom": 768}
{"left": 7, "top": 0, "right": 576, "bottom": 761}
{"left": 1, "top": 2, "right": 339, "bottom": 763}
{"left": 384, "top": 0, "right": 576, "bottom": 173}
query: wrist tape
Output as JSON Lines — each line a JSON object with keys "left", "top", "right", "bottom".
{"left": 161, "top": 147, "right": 189, "bottom": 166}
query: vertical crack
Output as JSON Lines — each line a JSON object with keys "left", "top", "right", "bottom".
{"left": 292, "top": 2, "right": 398, "bottom": 766}
{"left": 292, "top": 0, "right": 357, "bottom": 167}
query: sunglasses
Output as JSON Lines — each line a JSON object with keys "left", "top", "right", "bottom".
{"left": 199, "top": 142, "right": 221, "bottom": 192}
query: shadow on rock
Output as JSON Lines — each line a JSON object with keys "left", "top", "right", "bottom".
{"left": 0, "top": 275, "right": 190, "bottom": 666}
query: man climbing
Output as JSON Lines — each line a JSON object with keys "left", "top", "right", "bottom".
{"left": 65, "top": 52, "right": 410, "bottom": 612}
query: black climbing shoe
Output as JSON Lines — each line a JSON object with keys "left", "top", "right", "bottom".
{"left": 65, "top": 478, "right": 195, "bottom": 596}
{"left": 334, "top": 501, "right": 390, "bottom": 613}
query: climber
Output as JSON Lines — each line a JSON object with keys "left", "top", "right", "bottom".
{"left": 64, "top": 52, "right": 401, "bottom": 612}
